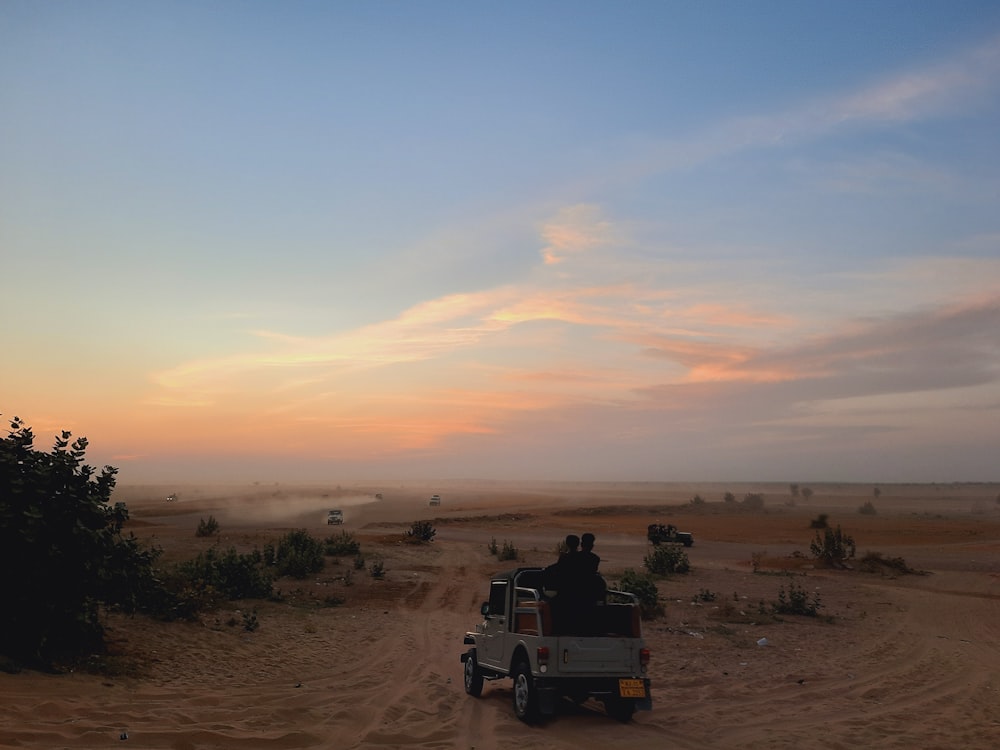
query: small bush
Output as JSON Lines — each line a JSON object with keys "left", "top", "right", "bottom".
{"left": 644, "top": 544, "right": 690, "bottom": 575}
{"left": 173, "top": 546, "right": 274, "bottom": 602}
{"left": 406, "top": 520, "right": 436, "bottom": 542}
{"left": 693, "top": 588, "right": 717, "bottom": 603}
{"left": 242, "top": 609, "right": 259, "bottom": 632}
{"left": 809, "top": 525, "right": 856, "bottom": 568}
{"left": 324, "top": 531, "right": 361, "bottom": 556}
{"left": 370, "top": 558, "right": 385, "bottom": 579}
{"left": 613, "top": 569, "right": 663, "bottom": 619}
{"left": 690, "top": 494, "right": 705, "bottom": 505}
{"left": 353, "top": 555, "right": 366, "bottom": 570}
{"left": 858, "top": 501, "right": 877, "bottom": 515}
{"left": 773, "top": 579, "right": 822, "bottom": 617}
{"left": 488, "top": 538, "right": 518, "bottom": 561}
{"left": 723, "top": 492, "right": 736, "bottom": 503}
{"left": 742, "top": 493, "right": 765, "bottom": 510}
{"left": 274, "top": 530, "right": 325, "bottom": 579}
{"left": 196, "top": 515, "right": 220, "bottom": 537}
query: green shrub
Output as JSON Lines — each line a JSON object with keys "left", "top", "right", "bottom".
{"left": 723, "top": 492, "right": 736, "bottom": 503}
{"left": 644, "top": 544, "right": 690, "bottom": 575}
{"left": 275, "top": 530, "right": 325, "bottom": 578}
{"left": 773, "top": 579, "right": 822, "bottom": 617}
{"left": 324, "top": 531, "right": 361, "bottom": 556}
{"left": 742, "top": 493, "right": 765, "bottom": 510}
{"left": 174, "top": 546, "right": 274, "bottom": 602}
{"left": 694, "top": 588, "right": 717, "bottom": 602}
{"left": 370, "top": 558, "right": 385, "bottom": 579}
{"left": 809, "top": 525, "right": 856, "bottom": 568}
{"left": 488, "top": 537, "right": 517, "bottom": 560}
{"left": 242, "top": 609, "right": 259, "bottom": 632}
{"left": 613, "top": 569, "right": 663, "bottom": 619}
{"left": 406, "top": 519, "right": 436, "bottom": 542}
{"left": 858, "top": 501, "right": 877, "bottom": 515}
{"left": 196, "top": 515, "right": 220, "bottom": 537}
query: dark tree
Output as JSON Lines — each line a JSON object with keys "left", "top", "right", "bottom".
{"left": 0, "top": 417, "right": 159, "bottom": 666}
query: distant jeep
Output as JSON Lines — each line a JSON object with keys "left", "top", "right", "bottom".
{"left": 429, "top": 494, "right": 441, "bottom": 506}
{"left": 647, "top": 523, "right": 694, "bottom": 547}
{"left": 327, "top": 509, "right": 344, "bottom": 525}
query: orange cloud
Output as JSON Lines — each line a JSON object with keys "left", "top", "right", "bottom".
{"left": 539, "top": 204, "right": 612, "bottom": 265}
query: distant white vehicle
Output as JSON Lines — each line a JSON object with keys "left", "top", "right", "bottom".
{"left": 166, "top": 493, "right": 177, "bottom": 502}
{"left": 327, "top": 509, "right": 344, "bottom": 525}
{"left": 429, "top": 494, "right": 441, "bottom": 506}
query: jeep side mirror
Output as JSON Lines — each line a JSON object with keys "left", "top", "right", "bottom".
{"left": 480, "top": 601, "right": 490, "bottom": 617}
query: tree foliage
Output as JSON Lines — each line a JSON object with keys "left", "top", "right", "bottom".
{"left": 0, "top": 417, "right": 159, "bottom": 665}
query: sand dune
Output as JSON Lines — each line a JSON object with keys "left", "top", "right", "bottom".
{"left": 2, "top": 482, "right": 999, "bottom": 748}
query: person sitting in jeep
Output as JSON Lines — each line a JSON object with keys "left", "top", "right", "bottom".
{"left": 543, "top": 533, "right": 608, "bottom": 635}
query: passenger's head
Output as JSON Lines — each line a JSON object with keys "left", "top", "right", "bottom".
{"left": 565, "top": 534, "right": 580, "bottom": 552}
{"left": 581, "top": 532, "right": 595, "bottom": 551}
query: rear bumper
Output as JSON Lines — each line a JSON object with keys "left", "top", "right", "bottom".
{"left": 535, "top": 676, "right": 652, "bottom": 714}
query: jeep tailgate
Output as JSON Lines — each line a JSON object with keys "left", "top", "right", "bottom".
{"left": 554, "top": 637, "right": 638, "bottom": 673}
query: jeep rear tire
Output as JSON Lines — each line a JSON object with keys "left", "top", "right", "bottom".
{"left": 463, "top": 649, "right": 484, "bottom": 697}
{"left": 512, "top": 661, "right": 538, "bottom": 723}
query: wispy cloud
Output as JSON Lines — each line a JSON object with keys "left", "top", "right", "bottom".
{"left": 623, "top": 32, "right": 1000, "bottom": 182}
{"left": 539, "top": 204, "right": 613, "bottom": 265}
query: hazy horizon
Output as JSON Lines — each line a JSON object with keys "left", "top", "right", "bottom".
{"left": 3, "top": 3, "right": 999, "bottom": 484}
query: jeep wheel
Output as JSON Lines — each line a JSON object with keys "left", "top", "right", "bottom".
{"left": 512, "top": 661, "right": 538, "bottom": 723}
{"left": 463, "top": 649, "right": 484, "bottom": 697}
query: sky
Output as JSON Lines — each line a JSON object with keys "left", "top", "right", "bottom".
{"left": 2, "top": 1, "right": 1000, "bottom": 484}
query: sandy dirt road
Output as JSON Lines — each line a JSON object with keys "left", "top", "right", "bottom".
{"left": 2, "top": 483, "right": 999, "bottom": 748}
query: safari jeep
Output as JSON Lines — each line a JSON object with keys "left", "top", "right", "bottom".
{"left": 460, "top": 567, "right": 652, "bottom": 723}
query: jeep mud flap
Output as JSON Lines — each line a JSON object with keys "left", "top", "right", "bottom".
{"left": 536, "top": 684, "right": 558, "bottom": 715}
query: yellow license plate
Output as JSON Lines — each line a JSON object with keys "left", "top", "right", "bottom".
{"left": 618, "top": 679, "right": 646, "bottom": 698}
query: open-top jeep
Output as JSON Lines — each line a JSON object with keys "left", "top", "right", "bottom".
{"left": 460, "top": 567, "right": 652, "bottom": 723}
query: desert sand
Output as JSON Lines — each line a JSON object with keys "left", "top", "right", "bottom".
{"left": 2, "top": 481, "right": 999, "bottom": 749}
